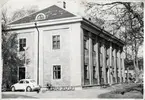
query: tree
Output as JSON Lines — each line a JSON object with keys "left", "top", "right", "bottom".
{"left": 1, "top": 6, "right": 38, "bottom": 90}
{"left": 10, "top": 5, "right": 39, "bottom": 22}
{"left": 2, "top": 9, "right": 23, "bottom": 90}
{"left": 82, "top": 2, "right": 143, "bottom": 81}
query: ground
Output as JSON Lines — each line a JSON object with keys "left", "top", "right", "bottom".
{"left": 98, "top": 83, "right": 143, "bottom": 99}
{"left": 2, "top": 83, "right": 143, "bottom": 98}
{"left": 2, "top": 87, "right": 110, "bottom": 98}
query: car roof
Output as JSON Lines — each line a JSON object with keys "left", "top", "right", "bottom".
{"left": 20, "top": 79, "right": 35, "bottom": 81}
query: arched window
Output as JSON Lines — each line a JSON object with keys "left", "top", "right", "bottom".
{"left": 35, "top": 13, "right": 46, "bottom": 21}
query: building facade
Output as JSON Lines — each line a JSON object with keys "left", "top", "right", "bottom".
{"left": 8, "top": 5, "right": 125, "bottom": 88}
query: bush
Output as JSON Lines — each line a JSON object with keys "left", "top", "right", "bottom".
{"left": 46, "top": 83, "right": 52, "bottom": 90}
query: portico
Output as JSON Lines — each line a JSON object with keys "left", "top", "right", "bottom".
{"left": 82, "top": 18, "right": 125, "bottom": 86}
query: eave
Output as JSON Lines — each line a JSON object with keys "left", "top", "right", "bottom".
{"left": 7, "top": 16, "right": 82, "bottom": 31}
{"left": 81, "top": 18, "right": 125, "bottom": 47}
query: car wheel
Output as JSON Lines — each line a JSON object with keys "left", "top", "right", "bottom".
{"left": 26, "top": 86, "right": 32, "bottom": 92}
{"left": 11, "top": 86, "right": 15, "bottom": 92}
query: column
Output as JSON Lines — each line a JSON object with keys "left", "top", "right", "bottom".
{"left": 109, "top": 42, "right": 113, "bottom": 85}
{"left": 102, "top": 40, "right": 107, "bottom": 84}
{"left": 118, "top": 49, "right": 122, "bottom": 83}
{"left": 113, "top": 48, "right": 117, "bottom": 83}
{"left": 95, "top": 36, "right": 100, "bottom": 85}
{"left": 121, "top": 52, "right": 125, "bottom": 82}
{"left": 81, "top": 28, "right": 84, "bottom": 86}
{"left": 107, "top": 47, "right": 110, "bottom": 84}
{"left": 88, "top": 33, "right": 93, "bottom": 85}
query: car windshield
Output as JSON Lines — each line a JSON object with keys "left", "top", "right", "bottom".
{"left": 30, "top": 80, "right": 36, "bottom": 83}
{"left": 19, "top": 80, "right": 24, "bottom": 83}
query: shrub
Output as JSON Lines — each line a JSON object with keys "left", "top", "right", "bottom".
{"left": 46, "top": 83, "right": 52, "bottom": 90}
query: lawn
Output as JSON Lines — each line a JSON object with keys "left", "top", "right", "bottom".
{"left": 2, "top": 94, "right": 37, "bottom": 98}
{"left": 98, "top": 83, "right": 143, "bottom": 99}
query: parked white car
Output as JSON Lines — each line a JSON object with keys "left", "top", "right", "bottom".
{"left": 11, "top": 79, "right": 41, "bottom": 92}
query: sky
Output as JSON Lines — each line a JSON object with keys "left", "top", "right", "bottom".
{"left": 2, "top": 0, "right": 87, "bottom": 18}
{"left": 2, "top": 0, "right": 61, "bottom": 14}
{"left": 2, "top": 0, "right": 143, "bottom": 10}
{"left": 2, "top": 0, "right": 143, "bottom": 19}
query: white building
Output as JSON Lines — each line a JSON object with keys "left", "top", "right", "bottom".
{"left": 8, "top": 5, "right": 125, "bottom": 88}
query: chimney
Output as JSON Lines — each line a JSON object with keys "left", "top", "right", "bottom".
{"left": 63, "top": 1, "right": 66, "bottom": 9}
{"left": 89, "top": 18, "right": 91, "bottom": 21}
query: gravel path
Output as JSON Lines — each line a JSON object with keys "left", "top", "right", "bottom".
{"left": 2, "top": 87, "right": 111, "bottom": 98}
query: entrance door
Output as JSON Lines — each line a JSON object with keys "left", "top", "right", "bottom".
{"left": 19, "top": 67, "right": 25, "bottom": 80}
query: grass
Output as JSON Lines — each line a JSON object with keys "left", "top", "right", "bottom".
{"left": 2, "top": 94, "right": 37, "bottom": 98}
{"left": 98, "top": 83, "right": 143, "bottom": 98}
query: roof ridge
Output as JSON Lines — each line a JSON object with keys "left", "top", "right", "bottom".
{"left": 9, "top": 5, "right": 56, "bottom": 25}
{"left": 8, "top": 5, "right": 76, "bottom": 25}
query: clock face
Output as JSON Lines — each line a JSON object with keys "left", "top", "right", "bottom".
{"left": 35, "top": 13, "right": 46, "bottom": 21}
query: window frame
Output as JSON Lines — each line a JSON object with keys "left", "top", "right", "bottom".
{"left": 19, "top": 80, "right": 24, "bottom": 84}
{"left": 19, "top": 38, "right": 26, "bottom": 52}
{"left": 52, "top": 35, "right": 60, "bottom": 49}
{"left": 53, "top": 65, "right": 61, "bottom": 79}
{"left": 25, "top": 81, "right": 29, "bottom": 84}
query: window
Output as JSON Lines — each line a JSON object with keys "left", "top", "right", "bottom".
{"left": 93, "top": 66, "right": 96, "bottom": 79}
{"left": 30, "top": 80, "right": 36, "bottom": 83}
{"left": 19, "top": 67, "right": 25, "bottom": 80}
{"left": 19, "top": 38, "right": 26, "bottom": 51}
{"left": 19, "top": 80, "right": 24, "bottom": 84}
{"left": 84, "top": 65, "right": 89, "bottom": 79}
{"left": 53, "top": 65, "right": 61, "bottom": 79}
{"left": 52, "top": 35, "right": 60, "bottom": 49}
{"left": 92, "top": 39, "right": 96, "bottom": 51}
{"left": 84, "top": 39, "right": 87, "bottom": 49}
{"left": 35, "top": 13, "right": 46, "bottom": 20}
{"left": 25, "top": 81, "right": 29, "bottom": 84}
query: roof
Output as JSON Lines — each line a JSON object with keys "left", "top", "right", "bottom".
{"left": 10, "top": 5, "right": 75, "bottom": 24}
{"left": 8, "top": 5, "right": 124, "bottom": 46}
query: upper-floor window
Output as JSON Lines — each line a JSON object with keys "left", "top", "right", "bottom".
{"left": 84, "top": 36, "right": 88, "bottom": 50}
{"left": 84, "top": 39, "right": 87, "bottom": 49}
{"left": 52, "top": 35, "right": 60, "bottom": 49}
{"left": 92, "top": 39, "right": 96, "bottom": 51}
{"left": 19, "top": 38, "right": 26, "bottom": 51}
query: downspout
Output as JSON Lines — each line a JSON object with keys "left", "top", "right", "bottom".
{"left": 34, "top": 22, "right": 39, "bottom": 85}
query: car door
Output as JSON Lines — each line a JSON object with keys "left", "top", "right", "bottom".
{"left": 25, "top": 80, "right": 30, "bottom": 88}
{"left": 16, "top": 80, "right": 25, "bottom": 90}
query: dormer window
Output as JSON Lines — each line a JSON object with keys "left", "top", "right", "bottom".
{"left": 35, "top": 13, "right": 46, "bottom": 21}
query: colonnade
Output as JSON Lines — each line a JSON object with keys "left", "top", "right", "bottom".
{"left": 84, "top": 32, "right": 125, "bottom": 85}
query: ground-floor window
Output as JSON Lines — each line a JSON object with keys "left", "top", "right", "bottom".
{"left": 100, "top": 67, "right": 104, "bottom": 84}
{"left": 93, "top": 66, "right": 98, "bottom": 84}
{"left": 84, "top": 65, "right": 89, "bottom": 79}
{"left": 117, "top": 77, "right": 120, "bottom": 83}
{"left": 84, "top": 65, "right": 89, "bottom": 85}
{"left": 53, "top": 65, "right": 61, "bottom": 79}
{"left": 93, "top": 66, "right": 96, "bottom": 79}
{"left": 113, "top": 77, "right": 115, "bottom": 83}
{"left": 19, "top": 67, "right": 25, "bottom": 80}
